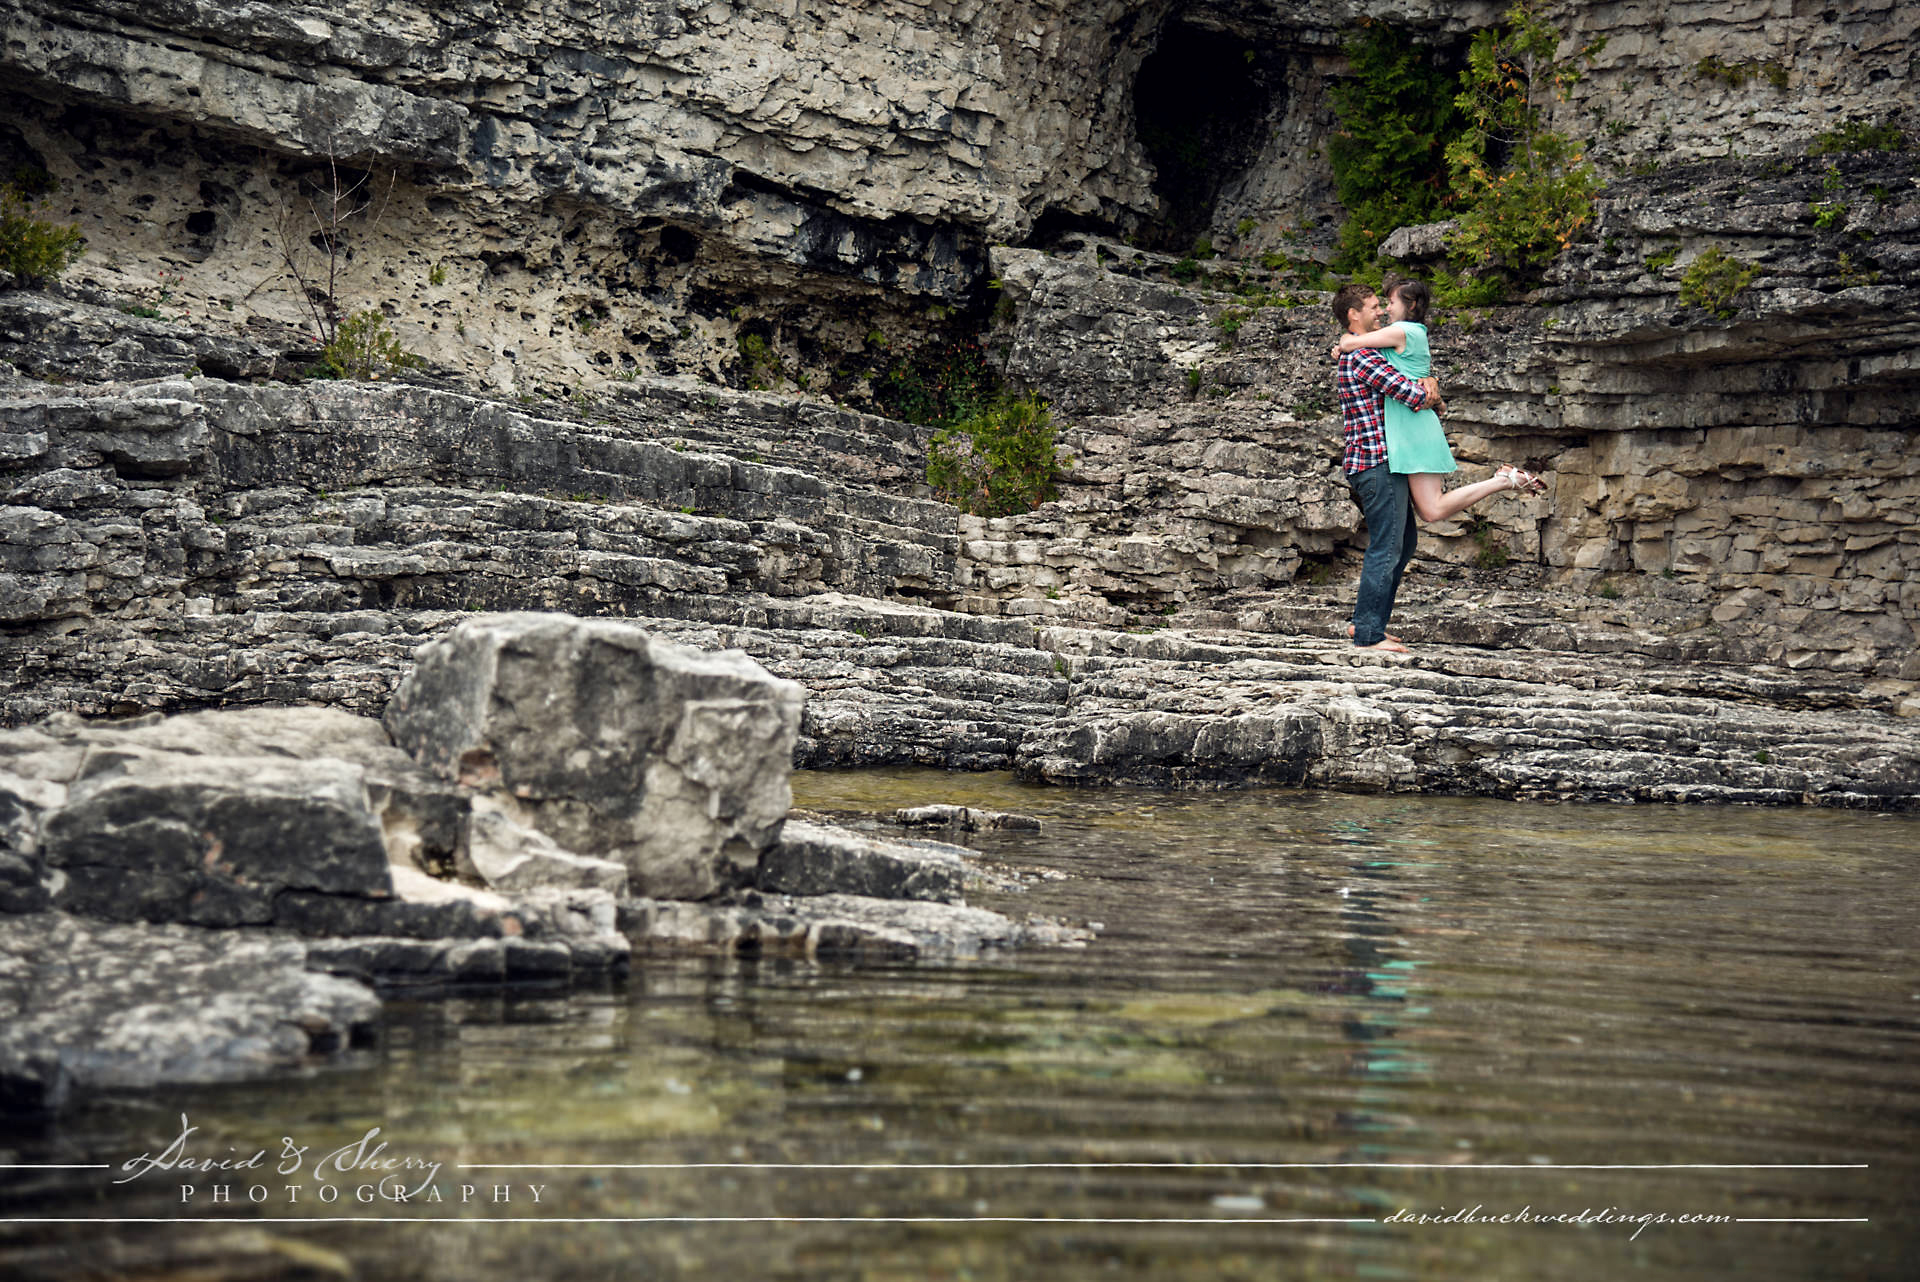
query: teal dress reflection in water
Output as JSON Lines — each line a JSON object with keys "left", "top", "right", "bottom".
{"left": 1382, "top": 322, "right": 1456, "bottom": 475}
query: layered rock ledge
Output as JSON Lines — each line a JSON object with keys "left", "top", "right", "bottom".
{"left": 2, "top": 302, "right": 1915, "bottom": 808}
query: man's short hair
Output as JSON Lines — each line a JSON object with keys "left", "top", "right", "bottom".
{"left": 1331, "top": 283, "right": 1375, "bottom": 330}
{"left": 1386, "top": 276, "right": 1431, "bottom": 324}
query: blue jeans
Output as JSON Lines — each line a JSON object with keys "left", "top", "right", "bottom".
{"left": 1348, "top": 463, "right": 1418, "bottom": 645}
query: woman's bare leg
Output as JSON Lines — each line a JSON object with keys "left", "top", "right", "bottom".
{"left": 1408, "top": 470, "right": 1522, "bottom": 524}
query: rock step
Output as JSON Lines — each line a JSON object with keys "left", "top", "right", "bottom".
{"left": 191, "top": 486, "right": 947, "bottom": 612}
{"left": 596, "top": 377, "right": 936, "bottom": 492}
{"left": 1, "top": 374, "right": 965, "bottom": 629}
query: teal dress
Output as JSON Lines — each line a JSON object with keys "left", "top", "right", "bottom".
{"left": 1382, "top": 322, "right": 1456, "bottom": 475}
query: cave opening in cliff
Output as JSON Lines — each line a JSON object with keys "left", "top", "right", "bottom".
{"left": 1132, "top": 21, "right": 1283, "bottom": 253}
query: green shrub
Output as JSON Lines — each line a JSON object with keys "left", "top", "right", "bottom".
{"left": 0, "top": 179, "right": 85, "bottom": 284}
{"left": 926, "top": 394, "right": 1068, "bottom": 517}
{"left": 1678, "top": 247, "right": 1758, "bottom": 317}
{"left": 737, "top": 332, "right": 780, "bottom": 389}
{"left": 1326, "top": 22, "right": 1465, "bottom": 270}
{"left": 1694, "top": 56, "right": 1789, "bottom": 90}
{"left": 1325, "top": 6, "right": 1602, "bottom": 284}
{"left": 1444, "top": 1, "right": 1605, "bottom": 279}
{"left": 1212, "top": 306, "right": 1248, "bottom": 346}
{"left": 873, "top": 338, "right": 997, "bottom": 428}
{"left": 1429, "top": 268, "right": 1507, "bottom": 307}
{"left": 322, "top": 310, "right": 424, "bottom": 380}
{"left": 1808, "top": 119, "right": 1906, "bottom": 156}
{"left": 1467, "top": 515, "right": 1510, "bottom": 569}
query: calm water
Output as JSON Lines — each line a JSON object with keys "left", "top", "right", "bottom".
{"left": 3, "top": 771, "right": 1917, "bottom": 1281}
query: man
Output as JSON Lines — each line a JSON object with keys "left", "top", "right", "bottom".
{"left": 1330, "top": 283, "right": 1443, "bottom": 655}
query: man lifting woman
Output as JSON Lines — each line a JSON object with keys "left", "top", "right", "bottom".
{"left": 1330, "top": 278, "right": 1545, "bottom": 654}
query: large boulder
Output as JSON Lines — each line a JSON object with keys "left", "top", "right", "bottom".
{"left": 385, "top": 613, "right": 805, "bottom": 899}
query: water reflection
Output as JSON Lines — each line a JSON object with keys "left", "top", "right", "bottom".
{"left": 2, "top": 773, "right": 1916, "bottom": 1281}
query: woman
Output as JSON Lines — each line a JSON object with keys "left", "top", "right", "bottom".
{"left": 1333, "top": 277, "right": 1546, "bottom": 521}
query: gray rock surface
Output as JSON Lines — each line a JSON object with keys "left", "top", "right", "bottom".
{"left": 0, "top": 912, "right": 380, "bottom": 1113}
{"left": 386, "top": 612, "right": 805, "bottom": 898}
{"left": 757, "top": 818, "right": 968, "bottom": 902}
{"left": 4, "top": 0, "right": 1908, "bottom": 396}
{"left": 43, "top": 750, "right": 391, "bottom": 926}
{"left": 1378, "top": 221, "right": 1456, "bottom": 261}
{"left": 463, "top": 795, "right": 629, "bottom": 895}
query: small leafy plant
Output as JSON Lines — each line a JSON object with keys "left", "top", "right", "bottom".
{"left": 926, "top": 394, "right": 1068, "bottom": 518}
{"left": 0, "top": 173, "right": 86, "bottom": 285}
{"left": 1444, "top": 1, "right": 1606, "bottom": 279}
{"left": 1678, "top": 247, "right": 1758, "bottom": 317}
{"left": 1808, "top": 119, "right": 1906, "bottom": 155}
{"left": 1213, "top": 306, "right": 1248, "bottom": 347}
{"left": 322, "top": 310, "right": 424, "bottom": 380}
{"left": 1467, "top": 514, "right": 1510, "bottom": 569}
{"left": 1694, "top": 56, "right": 1789, "bottom": 90}
{"left": 737, "top": 332, "right": 781, "bottom": 390}
{"left": 874, "top": 339, "right": 997, "bottom": 428}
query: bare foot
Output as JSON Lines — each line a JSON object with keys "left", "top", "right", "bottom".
{"left": 1348, "top": 624, "right": 1405, "bottom": 644}
{"left": 1356, "top": 639, "right": 1411, "bottom": 654}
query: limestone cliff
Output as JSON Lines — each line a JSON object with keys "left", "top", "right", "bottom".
{"left": 1, "top": 1, "right": 1917, "bottom": 786}
{"left": 8, "top": 1, "right": 1908, "bottom": 385}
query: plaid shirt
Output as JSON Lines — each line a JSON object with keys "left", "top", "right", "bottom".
{"left": 1336, "top": 347, "right": 1430, "bottom": 474}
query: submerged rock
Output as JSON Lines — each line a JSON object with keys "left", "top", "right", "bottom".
{"left": 620, "top": 890, "right": 1089, "bottom": 962}
{"left": 895, "top": 804, "right": 1044, "bottom": 831}
{"left": 0, "top": 912, "right": 380, "bottom": 1114}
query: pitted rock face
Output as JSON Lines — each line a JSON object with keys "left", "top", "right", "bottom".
{"left": 385, "top": 612, "right": 805, "bottom": 898}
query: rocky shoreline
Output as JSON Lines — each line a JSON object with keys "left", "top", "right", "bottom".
{"left": 3, "top": 277, "right": 1918, "bottom": 1114}
{"left": 0, "top": 614, "right": 1085, "bottom": 1115}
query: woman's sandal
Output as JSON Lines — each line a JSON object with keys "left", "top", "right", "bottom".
{"left": 1496, "top": 465, "right": 1548, "bottom": 495}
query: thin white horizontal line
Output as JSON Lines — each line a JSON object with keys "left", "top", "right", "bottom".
{"left": 1734, "top": 1218, "right": 1871, "bottom": 1224}
{"left": 0, "top": 1165, "right": 113, "bottom": 1170}
{"left": 0, "top": 1216, "right": 1376, "bottom": 1226}
{"left": 456, "top": 1162, "right": 1871, "bottom": 1171}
